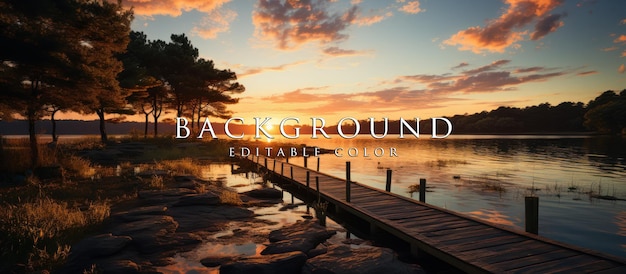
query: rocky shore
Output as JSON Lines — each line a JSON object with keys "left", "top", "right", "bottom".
{"left": 60, "top": 174, "right": 424, "bottom": 273}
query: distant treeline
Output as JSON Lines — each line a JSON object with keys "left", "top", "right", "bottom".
{"left": 2, "top": 90, "right": 625, "bottom": 137}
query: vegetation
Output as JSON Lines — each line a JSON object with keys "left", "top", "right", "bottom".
{"left": 0, "top": 0, "right": 244, "bottom": 168}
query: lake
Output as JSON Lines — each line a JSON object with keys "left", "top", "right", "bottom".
{"left": 252, "top": 134, "right": 626, "bottom": 258}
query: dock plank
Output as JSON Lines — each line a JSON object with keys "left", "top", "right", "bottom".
{"left": 244, "top": 155, "right": 626, "bottom": 274}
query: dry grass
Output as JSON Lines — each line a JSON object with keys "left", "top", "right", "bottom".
{"left": 0, "top": 196, "right": 110, "bottom": 270}
{"left": 219, "top": 190, "right": 242, "bottom": 206}
{"left": 148, "top": 175, "right": 165, "bottom": 189}
{"left": 157, "top": 158, "right": 203, "bottom": 177}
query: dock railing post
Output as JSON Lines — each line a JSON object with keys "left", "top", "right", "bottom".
{"left": 419, "top": 178, "right": 426, "bottom": 202}
{"left": 286, "top": 157, "right": 289, "bottom": 163}
{"left": 264, "top": 158, "right": 267, "bottom": 169}
{"left": 304, "top": 156, "right": 308, "bottom": 168}
{"left": 525, "top": 196, "right": 539, "bottom": 234}
{"left": 306, "top": 171, "right": 310, "bottom": 188}
{"left": 386, "top": 169, "right": 392, "bottom": 192}
{"left": 346, "top": 161, "right": 351, "bottom": 202}
{"left": 290, "top": 166, "right": 293, "bottom": 179}
{"left": 273, "top": 159, "right": 276, "bottom": 173}
{"left": 316, "top": 176, "right": 320, "bottom": 202}
{"left": 281, "top": 162, "right": 284, "bottom": 176}
{"left": 316, "top": 157, "right": 320, "bottom": 172}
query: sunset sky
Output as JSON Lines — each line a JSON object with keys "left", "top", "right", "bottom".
{"left": 67, "top": 0, "right": 626, "bottom": 123}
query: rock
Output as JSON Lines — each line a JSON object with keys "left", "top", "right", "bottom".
{"left": 61, "top": 234, "right": 133, "bottom": 274}
{"left": 137, "top": 188, "right": 196, "bottom": 205}
{"left": 167, "top": 205, "right": 254, "bottom": 233}
{"left": 66, "top": 234, "right": 132, "bottom": 264}
{"left": 243, "top": 188, "right": 283, "bottom": 199}
{"left": 111, "top": 215, "right": 178, "bottom": 237}
{"left": 111, "top": 206, "right": 167, "bottom": 222}
{"left": 306, "top": 244, "right": 328, "bottom": 258}
{"left": 262, "top": 220, "right": 336, "bottom": 255}
{"left": 100, "top": 260, "right": 141, "bottom": 274}
{"left": 200, "top": 256, "right": 240, "bottom": 267}
{"left": 172, "top": 192, "right": 221, "bottom": 207}
{"left": 303, "top": 245, "right": 424, "bottom": 274}
{"left": 268, "top": 220, "right": 335, "bottom": 243}
{"left": 220, "top": 251, "right": 307, "bottom": 274}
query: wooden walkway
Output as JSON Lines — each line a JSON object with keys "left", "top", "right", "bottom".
{"left": 243, "top": 155, "right": 626, "bottom": 273}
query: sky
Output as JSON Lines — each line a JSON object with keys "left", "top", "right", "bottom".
{"left": 71, "top": 0, "right": 626, "bottom": 123}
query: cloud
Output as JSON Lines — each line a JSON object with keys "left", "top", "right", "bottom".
{"left": 237, "top": 60, "right": 309, "bottom": 78}
{"left": 463, "top": 59, "right": 511, "bottom": 75}
{"left": 322, "top": 46, "right": 369, "bottom": 56}
{"left": 192, "top": 9, "right": 237, "bottom": 39}
{"left": 121, "top": 0, "right": 230, "bottom": 17}
{"left": 396, "top": 60, "right": 565, "bottom": 93}
{"left": 252, "top": 0, "right": 358, "bottom": 50}
{"left": 621, "top": 19, "right": 626, "bottom": 25}
{"left": 398, "top": 1, "right": 422, "bottom": 14}
{"left": 619, "top": 64, "right": 625, "bottom": 74}
{"left": 531, "top": 13, "right": 566, "bottom": 40}
{"left": 514, "top": 66, "right": 544, "bottom": 73}
{"left": 444, "top": 0, "right": 565, "bottom": 54}
{"left": 259, "top": 60, "right": 569, "bottom": 115}
{"left": 602, "top": 46, "right": 618, "bottom": 52}
{"left": 576, "top": 70, "right": 598, "bottom": 76}
{"left": 614, "top": 35, "right": 626, "bottom": 44}
{"left": 354, "top": 12, "right": 393, "bottom": 26}
{"left": 452, "top": 62, "right": 469, "bottom": 69}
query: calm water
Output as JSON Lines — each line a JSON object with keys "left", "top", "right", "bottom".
{"left": 254, "top": 135, "right": 626, "bottom": 258}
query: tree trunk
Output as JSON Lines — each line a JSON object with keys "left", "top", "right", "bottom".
{"left": 51, "top": 109, "right": 59, "bottom": 142}
{"left": 27, "top": 106, "right": 39, "bottom": 168}
{"left": 96, "top": 108, "right": 108, "bottom": 143}
{"left": 144, "top": 113, "right": 149, "bottom": 138}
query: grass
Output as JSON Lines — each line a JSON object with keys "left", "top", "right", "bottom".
{"left": 0, "top": 196, "right": 110, "bottom": 271}
{"left": 218, "top": 190, "right": 242, "bottom": 206}
{"left": 0, "top": 136, "right": 286, "bottom": 272}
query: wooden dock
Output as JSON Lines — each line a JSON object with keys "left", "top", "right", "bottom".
{"left": 243, "top": 155, "right": 626, "bottom": 273}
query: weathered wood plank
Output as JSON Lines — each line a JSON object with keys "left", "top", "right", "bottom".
{"left": 244, "top": 156, "right": 626, "bottom": 274}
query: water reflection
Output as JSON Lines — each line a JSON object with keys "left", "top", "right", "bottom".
{"left": 279, "top": 135, "right": 626, "bottom": 257}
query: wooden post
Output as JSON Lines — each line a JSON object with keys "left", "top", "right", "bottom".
{"left": 385, "top": 169, "right": 392, "bottom": 192}
{"left": 304, "top": 156, "right": 308, "bottom": 168}
{"left": 273, "top": 159, "right": 276, "bottom": 172}
{"left": 419, "top": 178, "right": 426, "bottom": 202}
{"left": 306, "top": 171, "right": 310, "bottom": 188}
{"left": 290, "top": 166, "right": 293, "bottom": 179}
{"left": 264, "top": 157, "right": 267, "bottom": 169}
{"left": 230, "top": 163, "right": 234, "bottom": 173}
{"left": 316, "top": 157, "right": 320, "bottom": 172}
{"left": 525, "top": 196, "right": 539, "bottom": 234}
{"left": 281, "top": 162, "right": 284, "bottom": 176}
{"left": 286, "top": 157, "right": 289, "bottom": 163}
{"left": 316, "top": 176, "right": 320, "bottom": 202}
{"left": 346, "top": 161, "right": 351, "bottom": 202}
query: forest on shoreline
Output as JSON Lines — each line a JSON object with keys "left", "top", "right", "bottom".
{"left": 2, "top": 89, "right": 625, "bottom": 137}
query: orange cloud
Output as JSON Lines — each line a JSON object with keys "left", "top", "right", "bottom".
{"left": 192, "top": 9, "right": 237, "bottom": 39}
{"left": 444, "top": 0, "right": 565, "bottom": 53}
{"left": 354, "top": 12, "right": 393, "bottom": 26}
{"left": 614, "top": 35, "right": 626, "bottom": 43}
{"left": 399, "top": 1, "right": 422, "bottom": 14}
{"left": 252, "top": 0, "right": 358, "bottom": 50}
{"left": 619, "top": 64, "right": 625, "bottom": 74}
{"left": 259, "top": 60, "right": 571, "bottom": 116}
{"left": 121, "top": 0, "right": 230, "bottom": 17}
